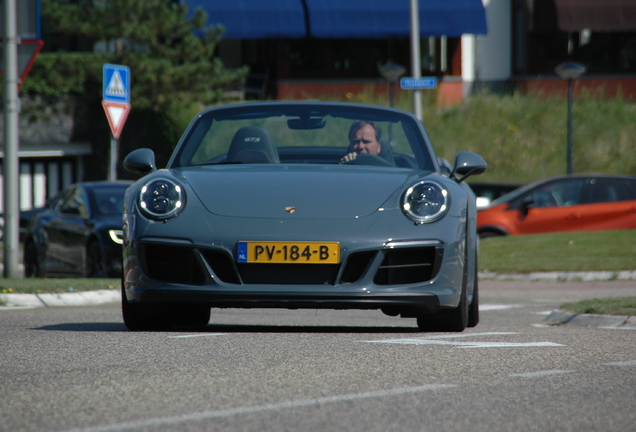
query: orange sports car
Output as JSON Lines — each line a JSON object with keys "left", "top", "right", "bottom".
{"left": 477, "top": 174, "right": 636, "bottom": 238}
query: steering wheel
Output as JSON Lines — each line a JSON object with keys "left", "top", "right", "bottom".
{"left": 342, "top": 154, "right": 393, "bottom": 167}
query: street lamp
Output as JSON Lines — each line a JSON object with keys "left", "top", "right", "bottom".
{"left": 555, "top": 61, "right": 586, "bottom": 175}
{"left": 378, "top": 62, "right": 406, "bottom": 108}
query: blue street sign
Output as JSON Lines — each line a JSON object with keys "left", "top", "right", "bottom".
{"left": 103, "top": 64, "right": 130, "bottom": 103}
{"left": 400, "top": 77, "right": 437, "bottom": 90}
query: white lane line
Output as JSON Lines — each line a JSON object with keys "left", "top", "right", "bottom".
{"left": 605, "top": 360, "right": 636, "bottom": 367}
{"left": 363, "top": 332, "right": 563, "bottom": 348}
{"left": 168, "top": 333, "right": 229, "bottom": 339}
{"left": 54, "top": 384, "right": 457, "bottom": 432}
{"left": 510, "top": 370, "right": 576, "bottom": 378}
{"left": 415, "top": 332, "right": 518, "bottom": 339}
{"left": 480, "top": 304, "right": 525, "bottom": 311}
{"left": 366, "top": 339, "right": 564, "bottom": 348}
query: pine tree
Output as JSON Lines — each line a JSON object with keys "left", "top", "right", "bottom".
{"left": 34, "top": 0, "right": 246, "bottom": 111}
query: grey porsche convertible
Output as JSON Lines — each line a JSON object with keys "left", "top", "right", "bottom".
{"left": 121, "top": 101, "right": 487, "bottom": 331}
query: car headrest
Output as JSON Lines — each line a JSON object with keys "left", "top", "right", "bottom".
{"left": 227, "top": 126, "right": 280, "bottom": 164}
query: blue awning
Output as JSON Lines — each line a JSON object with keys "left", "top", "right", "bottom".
{"left": 182, "top": 0, "right": 308, "bottom": 39}
{"left": 306, "top": 0, "right": 487, "bottom": 38}
{"left": 183, "top": 0, "right": 487, "bottom": 39}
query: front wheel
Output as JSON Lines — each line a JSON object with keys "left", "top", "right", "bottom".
{"left": 121, "top": 282, "right": 174, "bottom": 331}
{"left": 417, "top": 240, "right": 469, "bottom": 332}
{"left": 467, "top": 258, "right": 479, "bottom": 328}
{"left": 24, "top": 241, "right": 44, "bottom": 277}
{"left": 173, "top": 307, "right": 211, "bottom": 329}
{"left": 84, "top": 240, "right": 104, "bottom": 278}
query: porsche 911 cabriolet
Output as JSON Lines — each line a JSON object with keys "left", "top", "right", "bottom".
{"left": 121, "top": 102, "right": 487, "bottom": 331}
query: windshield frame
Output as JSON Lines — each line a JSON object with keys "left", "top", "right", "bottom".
{"left": 167, "top": 102, "right": 438, "bottom": 172}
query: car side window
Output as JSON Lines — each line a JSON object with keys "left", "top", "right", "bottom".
{"left": 588, "top": 178, "right": 636, "bottom": 203}
{"left": 530, "top": 179, "right": 585, "bottom": 208}
{"left": 54, "top": 188, "right": 89, "bottom": 217}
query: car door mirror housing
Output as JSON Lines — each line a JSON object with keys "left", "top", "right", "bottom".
{"left": 124, "top": 148, "right": 157, "bottom": 176}
{"left": 451, "top": 151, "right": 487, "bottom": 183}
{"left": 521, "top": 197, "right": 535, "bottom": 215}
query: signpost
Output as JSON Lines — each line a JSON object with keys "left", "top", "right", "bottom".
{"left": 102, "top": 64, "right": 131, "bottom": 181}
{"left": 2, "top": 0, "right": 41, "bottom": 277}
{"left": 400, "top": 77, "right": 438, "bottom": 90}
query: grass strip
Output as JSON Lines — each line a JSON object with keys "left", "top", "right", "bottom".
{"left": 0, "top": 278, "right": 119, "bottom": 295}
{"left": 560, "top": 297, "right": 636, "bottom": 316}
{"left": 479, "top": 229, "right": 636, "bottom": 273}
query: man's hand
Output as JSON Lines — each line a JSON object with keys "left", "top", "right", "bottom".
{"left": 340, "top": 152, "right": 358, "bottom": 163}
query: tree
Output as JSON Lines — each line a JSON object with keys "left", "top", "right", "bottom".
{"left": 21, "top": 0, "right": 247, "bottom": 179}
{"left": 33, "top": 0, "right": 246, "bottom": 111}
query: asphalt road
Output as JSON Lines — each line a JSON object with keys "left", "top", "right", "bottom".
{"left": 1, "top": 280, "right": 635, "bottom": 432}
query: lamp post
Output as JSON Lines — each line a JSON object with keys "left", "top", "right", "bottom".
{"left": 555, "top": 61, "right": 586, "bottom": 175}
{"left": 378, "top": 62, "right": 406, "bottom": 108}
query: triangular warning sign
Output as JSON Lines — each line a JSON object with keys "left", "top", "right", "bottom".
{"left": 102, "top": 101, "right": 131, "bottom": 139}
{"left": 105, "top": 70, "right": 126, "bottom": 97}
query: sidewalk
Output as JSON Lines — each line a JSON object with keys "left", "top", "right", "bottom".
{"left": 543, "top": 309, "right": 636, "bottom": 330}
{"left": 0, "top": 289, "right": 119, "bottom": 308}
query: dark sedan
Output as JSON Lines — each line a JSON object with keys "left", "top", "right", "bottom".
{"left": 23, "top": 181, "right": 132, "bottom": 278}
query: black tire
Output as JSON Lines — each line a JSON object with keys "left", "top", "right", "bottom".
{"left": 121, "top": 282, "right": 174, "bottom": 331}
{"left": 467, "top": 262, "right": 479, "bottom": 328}
{"left": 417, "top": 240, "right": 469, "bottom": 333}
{"left": 479, "top": 230, "right": 504, "bottom": 239}
{"left": 85, "top": 240, "right": 104, "bottom": 278}
{"left": 24, "top": 241, "right": 44, "bottom": 278}
{"left": 173, "top": 306, "right": 211, "bottom": 328}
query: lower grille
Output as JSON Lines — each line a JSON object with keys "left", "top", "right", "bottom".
{"left": 140, "top": 243, "right": 206, "bottom": 285}
{"left": 139, "top": 242, "right": 442, "bottom": 287}
{"left": 374, "top": 246, "right": 442, "bottom": 285}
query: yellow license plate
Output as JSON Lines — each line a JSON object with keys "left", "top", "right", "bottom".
{"left": 237, "top": 241, "right": 340, "bottom": 264}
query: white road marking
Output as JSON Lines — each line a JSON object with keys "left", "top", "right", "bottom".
{"left": 55, "top": 384, "right": 457, "bottom": 432}
{"left": 510, "top": 370, "right": 576, "bottom": 378}
{"left": 480, "top": 304, "right": 525, "bottom": 311}
{"left": 168, "top": 333, "right": 229, "bottom": 339}
{"left": 604, "top": 360, "right": 636, "bottom": 367}
{"left": 411, "top": 332, "right": 517, "bottom": 339}
{"left": 535, "top": 311, "right": 553, "bottom": 315}
{"left": 362, "top": 332, "right": 564, "bottom": 348}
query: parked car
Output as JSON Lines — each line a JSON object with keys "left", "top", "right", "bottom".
{"left": 120, "top": 101, "right": 487, "bottom": 331}
{"left": 0, "top": 206, "right": 47, "bottom": 242}
{"left": 23, "top": 181, "right": 132, "bottom": 278}
{"left": 477, "top": 174, "right": 636, "bottom": 238}
{"left": 468, "top": 181, "right": 523, "bottom": 209}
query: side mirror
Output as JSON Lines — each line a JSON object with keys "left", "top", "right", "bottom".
{"left": 451, "top": 151, "right": 487, "bottom": 183}
{"left": 124, "top": 148, "right": 157, "bottom": 176}
{"left": 521, "top": 197, "right": 535, "bottom": 216}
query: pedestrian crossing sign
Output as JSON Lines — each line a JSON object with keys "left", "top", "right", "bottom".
{"left": 103, "top": 64, "right": 130, "bottom": 103}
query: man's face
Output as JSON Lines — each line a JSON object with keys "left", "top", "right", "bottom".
{"left": 350, "top": 124, "right": 381, "bottom": 155}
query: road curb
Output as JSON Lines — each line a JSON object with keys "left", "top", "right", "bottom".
{"left": 0, "top": 289, "right": 120, "bottom": 308}
{"left": 479, "top": 270, "right": 636, "bottom": 282}
{"left": 543, "top": 310, "right": 636, "bottom": 330}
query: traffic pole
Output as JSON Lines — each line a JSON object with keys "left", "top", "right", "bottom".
{"left": 3, "top": 0, "right": 21, "bottom": 278}
{"left": 409, "top": 0, "right": 422, "bottom": 121}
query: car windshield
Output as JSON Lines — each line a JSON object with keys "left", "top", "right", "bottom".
{"left": 169, "top": 103, "right": 436, "bottom": 171}
{"left": 93, "top": 188, "right": 126, "bottom": 215}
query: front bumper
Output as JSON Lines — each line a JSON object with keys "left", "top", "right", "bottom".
{"left": 122, "top": 206, "right": 468, "bottom": 312}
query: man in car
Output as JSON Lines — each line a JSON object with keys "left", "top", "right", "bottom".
{"left": 340, "top": 120, "right": 383, "bottom": 163}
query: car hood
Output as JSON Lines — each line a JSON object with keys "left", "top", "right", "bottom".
{"left": 179, "top": 165, "right": 418, "bottom": 219}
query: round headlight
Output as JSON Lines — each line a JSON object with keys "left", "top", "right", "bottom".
{"left": 139, "top": 179, "right": 185, "bottom": 220}
{"left": 401, "top": 181, "right": 449, "bottom": 224}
